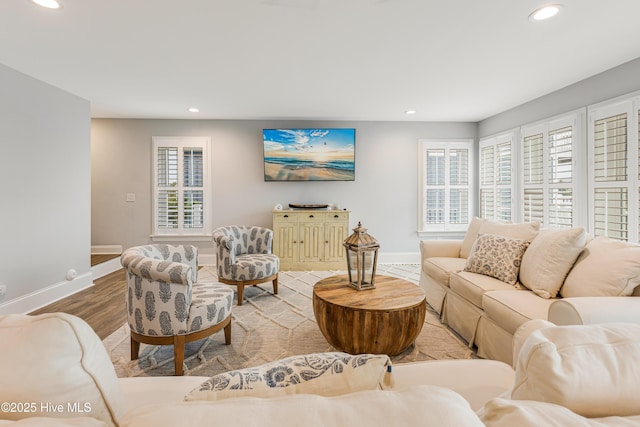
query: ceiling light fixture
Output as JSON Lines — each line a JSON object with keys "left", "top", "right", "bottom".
{"left": 405, "top": 110, "right": 417, "bottom": 115}
{"left": 187, "top": 107, "right": 200, "bottom": 113}
{"left": 32, "top": 0, "right": 62, "bottom": 9}
{"left": 529, "top": 4, "right": 561, "bottom": 21}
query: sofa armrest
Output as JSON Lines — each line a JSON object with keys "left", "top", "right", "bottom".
{"left": 419, "top": 240, "right": 463, "bottom": 260}
{"left": 549, "top": 297, "right": 640, "bottom": 326}
{"left": 512, "top": 319, "right": 555, "bottom": 366}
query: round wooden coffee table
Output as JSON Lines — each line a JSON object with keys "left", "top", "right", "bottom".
{"left": 312, "top": 274, "right": 426, "bottom": 356}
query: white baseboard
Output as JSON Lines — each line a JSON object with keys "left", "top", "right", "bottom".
{"left": 91, "top": 245, "right": 123, "bottom": 255}
{"left": 0, "top": 272, "right": 94, "bottom": 315}
{"left": 91, "top": 257, "right": 123, "bottom": 280}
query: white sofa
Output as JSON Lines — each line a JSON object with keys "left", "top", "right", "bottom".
{"left": 1, "top": 313, "right": 640, "bottom": 426}
{"left": 420, "top": 217, "right": 640, "bottom": 365}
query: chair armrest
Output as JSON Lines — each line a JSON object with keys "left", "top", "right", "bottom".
{"left": 121, "top": 254, "right": 193, "bottom": 286}
{"left": 512, "top": 319, "right": 555, "bottom": 366}
{"left": 419, "top": 240, "right": 462, "bottom": 260}
{"left": 213, "top": 233, "right": 236, "bottom": 265}
{"left": 549, "top": 297, "right": 640, "bottom": 325}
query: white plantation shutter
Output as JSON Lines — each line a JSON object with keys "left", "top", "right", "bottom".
{"left": 419, "top": 140, "right": 473, "bottom": 232}
{"left": 588, "top": 98, "right": 638, "bottom": 242}
{"left": 549, "top": 126, "right": 572, "bottom": 184}
{"left": 479, "top": 133, "right": 515, "bottom": 222}
{"left": 152, "top": 137, "right": 211, "bottom": 236}
{"left": 523, "top": 189, "right": 543, "bottom": 223}
{"left": 524, "top": 134, "right": 544, "bottom": 185}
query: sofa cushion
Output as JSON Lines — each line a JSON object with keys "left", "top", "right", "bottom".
{"left": 561, "top": 236, "right": 640, "bottom": 298}
{"left": 511, "top": 323, "right": 640, "bottom": 418}
{"left": 449, "top": 271, "right": 517, "bottom": 309}
{"left": 477, "top": 220, "right": 539, "bottom": 242}
{"left": 422, "top": 257, "right": 467, "bottom": 288}
{"left": 519, "top": 227, "right": 587, "bottom": 299}
{"left": 124, "top": 386, "right": 485, "bottom": 427}
{"left": 0, "top": 313, "right": 124, "bottom": 426}
{"left": 460, "top": 217, "right": 486, "bottom": 259}
{"left": 479, "top": 398, "right": 640, "bottom": 427}
{"left": 482, "top": 290, "right": 554, "bottom": 335}
{"left": 464, "top": 234, "right": 530, "bottom": 285}
{"left": 185, "top": 352, "right": 390, "bottom": 401}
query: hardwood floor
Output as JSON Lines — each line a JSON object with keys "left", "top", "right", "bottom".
{"left": 30, "top": 268, "right": 126, "bottom": 340}
{"left": 91, "top": 253, "right": 120, "bottom": 267}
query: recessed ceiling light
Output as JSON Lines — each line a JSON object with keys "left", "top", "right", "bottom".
{"left": 529, "top": 4, "right": 561, "bottom": 21}
{"left": 187, "top": 107, "right": 200, "bottom": 113}
{"left": 405, "top": 110, "right": 417, "bottom": 115}
{"left": 32, "top": 0, "right": 62, "bottom": 9}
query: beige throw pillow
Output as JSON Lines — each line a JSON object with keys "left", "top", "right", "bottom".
{"left": 511, "top": 323, "right": 640, "bottom": 418}
{"left": 561, "top": 236, "right": 640, "bottom": 297}
{"left": 464, "top": 234, "right": 530, "bottom": 285}
{"left": 460, "top": 217, "right": 485, "bottom": 259}
{"left": 519, "top": 227, "right": 587, "bottom": 299}
{"left": 186, "top": 352, "right": 391, "bottom": 401}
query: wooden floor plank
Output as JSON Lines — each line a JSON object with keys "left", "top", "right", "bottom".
{"left": 30, "top": 269, "right": 126, "bottom": 340}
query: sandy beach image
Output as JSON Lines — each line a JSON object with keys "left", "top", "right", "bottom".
{"left": 263, "top": 129, "right": 355, "bottom": 181}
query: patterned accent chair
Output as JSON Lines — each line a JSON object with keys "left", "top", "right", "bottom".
{"left": 120, "top": 244, "right": 233, "bottom": 375}
{"left": 212, "top": 226, "right": 280, "bottom": 305}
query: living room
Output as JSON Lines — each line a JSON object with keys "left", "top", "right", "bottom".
{"left": 2, "top": 1, "right": 640, "bottom": 425}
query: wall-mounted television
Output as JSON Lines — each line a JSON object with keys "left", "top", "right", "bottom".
{"left": 263, "top": 128, "right": 355, "bottom": 181}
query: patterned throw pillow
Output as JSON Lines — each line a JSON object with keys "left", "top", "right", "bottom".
{"left": 464, "top": 234, "right": 530, "bottom": 285}
{"left": 185, "top": 352, "right": 391, "bottom": 401}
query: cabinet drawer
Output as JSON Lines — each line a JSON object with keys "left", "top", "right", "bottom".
{"left": 299, "top": 212, "right": 324, "bottom": 223}
{"left": 325, "top": 212, "right": 349, "bottom": 222}
{"left": 273, "top": 212, "right": 298, "bottom": 222}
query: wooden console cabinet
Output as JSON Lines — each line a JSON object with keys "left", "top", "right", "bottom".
{"left": 272, "top": 209, "right": 350, "bottom": 271}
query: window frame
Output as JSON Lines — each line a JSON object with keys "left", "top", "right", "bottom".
{"left": 478, "top": 130, "right": 517, "bottom": 222}
{"left": 151, "top": 136, "right": 212, "bottom": 241}
{"left": 418, "top": 139, "right": 474, "bottom": 234}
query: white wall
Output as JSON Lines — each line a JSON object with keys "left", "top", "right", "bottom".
{"left": 91, "top": 119, "right": 477, "bottom": 259}
{"left": 0, "top": 64, "right": 91, "bottom": 313}
{"left": 479, "top": 57, "right": 640, "bottom": 138}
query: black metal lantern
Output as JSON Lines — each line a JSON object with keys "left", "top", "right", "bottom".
{"left": 343, "top": 222, "right": 380, "bottom": 290}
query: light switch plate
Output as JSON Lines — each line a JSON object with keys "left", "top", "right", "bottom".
{"left": 126, "top": 193, "right": 136, "bottom": 202}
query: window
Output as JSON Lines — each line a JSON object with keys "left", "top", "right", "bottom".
{"left": 588, "top": 97, "right": 640, "bottom": 242}
{"left": 419, "top": 140, "right": 473, "bottom": 232}
{"left": 521, "top": 112, "right": 584, "bottom": 229}
{"left": 479, "top": 131, "right": 516, "bottom": 222}
{"left": 152, "top": 137, "right": 211, "bottom": 238}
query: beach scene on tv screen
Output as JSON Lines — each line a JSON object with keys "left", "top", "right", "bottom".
{"left": 263, "top": 128, "right": 355, "bottom": 181}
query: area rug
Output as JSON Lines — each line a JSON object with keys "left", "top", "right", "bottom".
{"left": 104, "top": 264, "right": 475, "bottom": 377}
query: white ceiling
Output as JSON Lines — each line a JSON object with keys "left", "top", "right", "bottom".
{"left": 2, "top": 0, "right": 640, "bottom": 122}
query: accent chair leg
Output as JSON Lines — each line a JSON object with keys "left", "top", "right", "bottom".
{"left": 237, "top": 283, "right": 245, "bottom": 306}
{"left": 224, "top": 319, "right": 232, "bottom": 345}
{"left": 130, "top": 336, "right": 140, "bottom": 360}
{"left": 273, "top": 275, "right": 278, "bottom": 295}
{"left": 173, "top": 335, "right": 186, "bottom": 376}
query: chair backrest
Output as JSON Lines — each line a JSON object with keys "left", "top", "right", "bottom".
{"left": 120, "top": 244, "right": 198, "bottom": 337}
{"left": 213, "top": 226, "right": 273, "bottom": 278}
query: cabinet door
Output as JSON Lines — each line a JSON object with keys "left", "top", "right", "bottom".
{"left": 324, "top": 219, "right": 348, "bottom": 263}
{"left": 273, "top": 220, "right": 298, "bottom": 265}
{"left": 299, "top": 221, "right": 324, "bottom": 263}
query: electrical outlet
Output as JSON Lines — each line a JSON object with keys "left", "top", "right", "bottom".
{"left": 0, "top": 285, "right": 6, "bottom": 302}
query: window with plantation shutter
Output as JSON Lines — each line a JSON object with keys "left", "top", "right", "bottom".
{"left": 479, "top": 133, "right": 515, "bottom": 221}
{"left": 152, "top": 137, "right": 211, "bottom": 238}
{"left": 419, "top": 140, "right": 473, "bottom": 232}
{"left": 521, "top": 112, "right": 583, "bottom": 229}
{"left": 588, "top": 97, "right": 639, "bottom": 243}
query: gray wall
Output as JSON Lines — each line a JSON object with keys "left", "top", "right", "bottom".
{"left": 0, "top": 64, "right": 91, "bottom": 312}
{"left": 479, "top": 57, "right": 640, "bottom": 138}
{"left": 91, "top": 119, "right": 477, "bottom": 257}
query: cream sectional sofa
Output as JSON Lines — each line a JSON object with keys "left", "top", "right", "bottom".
{"left": 420, "top": 217, "right": 640, "bottom": 365}
{"left": 2, "top": 313, "right": 640, "bottom": 426}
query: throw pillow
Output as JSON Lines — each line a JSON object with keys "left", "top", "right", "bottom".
{"left": 464, "top": 234, "right": 530, "bottom": 285}
{"left": 460, "top": 217, "right": 486, "bottom": 259}
{"left": 518, "top": 227, "right": 587, "bottom": 299}
{"left": 511, "top": 323, "right": 640, "bottom": 418}
{"left": 560, "top": 236, "right": 640, "bottom": 297}
{"left": 185, "top": 352, "right": 391, "bottom": 401}
{"left": 0, "top": 313, "right": 125, "bottom": 426}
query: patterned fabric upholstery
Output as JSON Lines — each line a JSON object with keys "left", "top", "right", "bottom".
{"left": 121, "top": 244, "right": 233, "bottom": 337}
{"left": 213, "top": 226, "right": 280, "bottom": 282}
